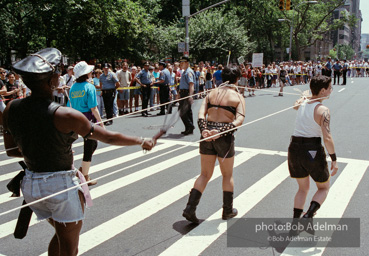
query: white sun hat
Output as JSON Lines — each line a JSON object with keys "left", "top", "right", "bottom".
{"left": 74, "top": 61, "right": 94, "bottom": 79}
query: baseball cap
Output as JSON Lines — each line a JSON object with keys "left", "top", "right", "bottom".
{"left": 180, "top": 56, "right": 189, "bottom": 62}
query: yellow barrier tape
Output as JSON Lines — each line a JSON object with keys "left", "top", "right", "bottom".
{"left": 116, "top": 84, "right": 179, "bottom": 90}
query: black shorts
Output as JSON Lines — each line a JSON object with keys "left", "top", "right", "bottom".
{"left": 200, "top": 135, "right": 235, "bottom": 158}
{"left": 288, "top": 136, "right": 329, "bottom": 183}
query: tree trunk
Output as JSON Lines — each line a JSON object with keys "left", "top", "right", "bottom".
{"left": 5, "top": 48, "right": 12, "bottom": 68}
{"left": 295, "top": 36, "right": 301, "bottom": 61}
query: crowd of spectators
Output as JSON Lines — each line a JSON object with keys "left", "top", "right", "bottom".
{"left": 0, "top": 57, "right": 365, "bottom": 122}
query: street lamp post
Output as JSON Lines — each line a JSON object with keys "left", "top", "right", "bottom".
{"left": 278, "top": 18, "right": 292, "bottom": 61}
{"left": 278, "top": 1, "right": 318, "bottom": 61}
{"left": 183, "top": 0, "right": 231, "bottom": 57}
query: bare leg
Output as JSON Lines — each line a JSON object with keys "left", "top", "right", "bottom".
{"left": 134, "top": 95, "right": 139, "bottom": 110}
{"left": 294, "top": 177, "right": 310, "bottom": 209}
{"left": 48, "top": 192, "right": 84, "bottom": 256}
{"left": 47, "top": 220, "right": 59, "bottom": 256}
{"left": 279, "top": 80, "right": 284, "bottom": 96}
{"left": 311, "top": 180, "right": 330, "bottom": 205}
{"left": 218, "top": 156, "right": 235, "bottom": 192}
{"left": 129, "top": 97, "right": 133, "bottom": 112}
{"left": 193, "top": 154, "right": 217, "bottom": 193}
{"left": 81, "top": 161, "right": 91, "bottom": 176}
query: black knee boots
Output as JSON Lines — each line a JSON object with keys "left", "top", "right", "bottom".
{"left": 301, "top": 201, "right": 321, "bottom": 235}
{"left": 183, "top": 188, "right": 202, "bottom": 224}
{"left": 289, "top": 208, "right": 303, "bottom": 237}
{"left": 222, "top": 191, "right": 238, "bottom": 220}
{"left": 303, "top": 201, "right": 320, "bottom": 218}
{"left": 293, "top": 208, "right": 303, "bottom": 219}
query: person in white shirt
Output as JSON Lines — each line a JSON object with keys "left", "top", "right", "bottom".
{"left": 288, "top": 75, "right": 338, "bottom": 235}
{"left": 265, "top": 65, "right": 273, "bottom": 88}
{"left": 63, "top": 66, "right": 76, "bottom": 106}
{"left": 316, "top": 62, "right": 322, "bottom": 76}
{"left": 53, "top": 76, "right": 66, "bottom": 105}
{"left": 116, "top": 62, "right": 131, "bottom": 114}
{"left": 296, "top": 63, "right": 302, "bottom": 85}
{"left": 351, "top": 61, "right": 356, "bottom": 77}
{"left": 14, "top": 73, "right": 28, "bottom": 98}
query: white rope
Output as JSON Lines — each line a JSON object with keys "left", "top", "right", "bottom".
{"left": 0, "top": 85, "right": 220, "bottom": 154}
{"left": 0, "top": 95, "right": 326, "bottom": 216}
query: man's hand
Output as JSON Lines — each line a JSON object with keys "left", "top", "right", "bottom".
{"left": 188, "top": 96, "right": 194, "bottom": 105}
{"left": 202, "top": 129, "right": 220, "bottom": 141}
{"left": 141, "top": 139, "right": 155, "bottom": 151}
{"left": 331, "top": 161, "right": 338, "bottom": 176}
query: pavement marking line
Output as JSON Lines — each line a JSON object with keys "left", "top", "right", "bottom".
{"left": 0, "top": 143, "right": 176, "bottom": 238}
{"left": 159, "top": 161, "right": 289, "bottom": 256}
{"left": 0, "top": 140, "right": 176, "bottom": 183}
{"left": 87, "top": 141, "right": 177, "bottom": 175}
{"left": 90, "top": 148, "right": 199, "bottom": 199}
{"left": 163, "top": 139, "right": 369, "bottom": 165}
{"left": 338, "top": 88, "right": 346, "bottom": 93}
{"left": 281, "top": 161, "right": 368, "bottom": 256}
{"left": 43, "top": 151, "right": 257, "bottom": 256}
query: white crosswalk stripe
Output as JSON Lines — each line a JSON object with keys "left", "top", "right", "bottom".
{"left": 281, "top": 162, "right": 368, "bottom": 256}
{"left": 0, "top": 142, "right": 177, "bottom": 238}
{"left": 0, "top": 139, "right": 367, "bottom": 255}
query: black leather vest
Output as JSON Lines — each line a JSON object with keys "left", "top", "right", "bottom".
{"left": 7, "top": 98, "right": 77, "bottom": 172}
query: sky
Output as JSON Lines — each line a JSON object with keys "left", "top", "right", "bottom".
{"left": 360, "top": 0, "right": 369, "bottom": 34}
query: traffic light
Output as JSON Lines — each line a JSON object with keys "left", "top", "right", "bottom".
{"left": 286, "top": 0, "right": 292, "bottom": 10}
{"left": 279, "top": 0, "right": 285, "bottom": 10}
{"left": 366, "top": 44, "right": 369, "bottom": 49}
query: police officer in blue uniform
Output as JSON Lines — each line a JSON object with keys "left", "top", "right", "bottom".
{"left": 136, "top": 62, "right": 153, "bottom": 117}
{"left": 153, "top": 61, "right": 172, "bottom": 115}
{"left": 332, "top": 59, "right": 342, "bottom": 85}
{"left": 178, "top": 57, "right": 195, "bottom": 135}
{"left": 100, "top": 63, "right": 119, "bottom": 125}
{"left": 325, "top": 57, "right": 332, "bottom": 77}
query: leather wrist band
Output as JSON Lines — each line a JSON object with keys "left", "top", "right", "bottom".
{"left": 329, "top": 153, "right": 337, "bottom": 161}
{"left": 218, "top": 123, "right": 236, "bottom": 137}
{"left": 197, "top": 118, "right": 207, "bottom": 133}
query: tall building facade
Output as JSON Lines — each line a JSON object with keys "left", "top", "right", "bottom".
{"left": 360, "top": 34, "right": 369, "bottom": 51}
{"left": 304, "top": 0, "right": 362, "bottom": 61}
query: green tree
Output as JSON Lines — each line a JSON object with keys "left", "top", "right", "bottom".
{"left": 335, "top": 44, "right": 355, "bottom": 60}
{"left": 0, "top": 0, "right": 155, "bottom": 67}
{"left": 279, "top": 0, "right": 350, "bottom": 60}
{"left": 154, "top": 8, "right": 254, "bottom": 63}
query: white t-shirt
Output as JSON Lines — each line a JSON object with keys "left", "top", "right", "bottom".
{"left": 53, "top": 76, "right": 65, "bottom": 98}
{"left": 116, "top": 70, "right": 131, "bottom": 87}
{"left": 63, "top": 74, "right": 75, "bottom": 87}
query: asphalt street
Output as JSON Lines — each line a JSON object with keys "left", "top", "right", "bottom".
{"left": 0, "top": 76, "right": 368, "bottom": 256}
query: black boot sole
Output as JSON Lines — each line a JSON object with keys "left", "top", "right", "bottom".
{"left": 222, "top": 208, "right": 238, "bottom": 220}
{"left": 182, "top": 211, "right": 199, "bottom": 224}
